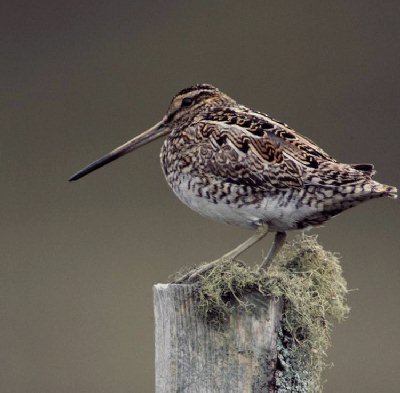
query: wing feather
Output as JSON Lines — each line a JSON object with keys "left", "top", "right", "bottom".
{"left": 180, "top": 108, "right": 373, "bottom": 192}
{"left": 187, "top": 121, "right": 303, "bottom": 189}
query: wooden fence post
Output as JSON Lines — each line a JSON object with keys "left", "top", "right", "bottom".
{"left": 153, "top": 236, "right": 350, "bottom": 392}
{"left": 154, "top": 283, "right": 283, "bottom": 393}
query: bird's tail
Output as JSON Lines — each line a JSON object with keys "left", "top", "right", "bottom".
{"left": 331, "top": 180, "right": 397, "bottom": 208}
{"left": 370, "top": 181, "right": 397, "bottom": 199}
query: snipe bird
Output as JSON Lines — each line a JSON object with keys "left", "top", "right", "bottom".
{"left": 70, "top": 84, "right": 397, "bottom": 282}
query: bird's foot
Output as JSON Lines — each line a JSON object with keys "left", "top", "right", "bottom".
{"left": 172, "top": 227, "right": 270, "bottom": 284}
{"left": 172, "top": 257, "right": 233, "bottom": 284}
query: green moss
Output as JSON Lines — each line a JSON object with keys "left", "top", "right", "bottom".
{"left": 194, "top": 260, "right": 268, "bottom": 327}
{"left": 185, "top": 234, "right": 349, "bottom": 392}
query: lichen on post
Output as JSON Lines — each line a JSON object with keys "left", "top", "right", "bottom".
{"left": 154, "top": 235, "right": 349, "bottom": 393}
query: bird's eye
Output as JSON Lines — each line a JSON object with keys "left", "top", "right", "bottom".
{"left": 181, "top": 97, "right": 194, "bottom": 107}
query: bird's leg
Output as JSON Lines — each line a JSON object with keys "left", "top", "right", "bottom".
{"left": 215, "top": 226, "right": 269, "bottom": 261}
{"left": 259, "top": 231, "right": 287, "bottom": 270}
{"left": 174, "top": 226, "right": 269, "bottom": 284}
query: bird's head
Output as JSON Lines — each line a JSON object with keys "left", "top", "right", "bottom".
{"left": 69, "top": 84, "right": 234, "bottom": 181}
{"left": 164, "top": 84, "right": 235, "bottom": 125}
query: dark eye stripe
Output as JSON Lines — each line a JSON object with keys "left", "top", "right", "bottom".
{"left": 167, "top": 91, "right": 215, "bottom": 123}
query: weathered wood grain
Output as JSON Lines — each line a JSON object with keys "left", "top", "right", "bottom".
{"left": 154, "top": 284, "right": 283, "bottom": 393}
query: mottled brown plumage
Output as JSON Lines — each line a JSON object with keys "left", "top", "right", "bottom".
{"left": 160, "top": 85, "right": 396, "bottom": 229}
{"left": 70, "top": 84, "right": 397, "bottom": 281}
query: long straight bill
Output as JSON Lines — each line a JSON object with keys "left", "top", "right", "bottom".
{"left": 69, "top": 121, "right": 168, "bottom": 181}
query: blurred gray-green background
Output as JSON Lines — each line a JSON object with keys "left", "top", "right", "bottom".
{"left": 2, "top": 1, "right": 400, "bottom": 392}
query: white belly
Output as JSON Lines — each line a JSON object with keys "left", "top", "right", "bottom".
{"left": 169, "top": 175, "right": 315, "bottom": 231}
